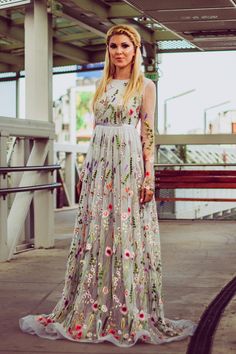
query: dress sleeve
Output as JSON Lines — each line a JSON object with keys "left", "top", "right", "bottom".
{"left": 140, "top": 79, "right": 156, "bottom": 190}
{"left": 92, "top": 78, "right": 101, "bottom": 129}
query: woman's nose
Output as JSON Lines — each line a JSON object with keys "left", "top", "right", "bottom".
{"left": 115, "top": 46, "right": 122, "bottom": 53}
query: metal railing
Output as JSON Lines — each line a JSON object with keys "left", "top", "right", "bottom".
{"left": 0, "top": 116, "right": 57, "bottom": 261}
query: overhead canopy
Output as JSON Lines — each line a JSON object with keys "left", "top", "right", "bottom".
{"left": 127, "top": 0, "right": 236, "bottom": 52}
{"left": 0, "top": 0, "right": 235, "bottom": 73}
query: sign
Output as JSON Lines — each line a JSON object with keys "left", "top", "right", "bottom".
{"left": 0, "top": 0, "right": 31, "bottom": 9}
{"left": 145, "top": 71, "right": 159, "bottom": 82}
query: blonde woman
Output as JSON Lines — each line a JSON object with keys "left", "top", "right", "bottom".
{"left": 20, "top": 24, "right": 196, "bottom": 346}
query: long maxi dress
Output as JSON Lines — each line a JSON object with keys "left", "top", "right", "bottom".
{"left": 19, "top": 77, "right": 196, "bottom": 346}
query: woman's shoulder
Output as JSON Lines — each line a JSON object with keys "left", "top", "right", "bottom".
{"left": 143, "top": 76, "right": 155, "bottom": 89}
{"left": 142, "top": 77, "right": 156, "bottom": 97}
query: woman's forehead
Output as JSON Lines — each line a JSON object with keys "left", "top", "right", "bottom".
{"left": 109, "top": 34, "right": 133, "bottom": 44}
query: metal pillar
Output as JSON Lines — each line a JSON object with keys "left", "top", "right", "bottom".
{"left": 0, "top": 133, "right": 9, "bottom": 261}
{"left": 25, "top": 0, "right": 53, "bottom": 122}
{"left": 24, "top": 0, "right": 54, "bottom": 249}
{"left": 15, "top": 71, "right": 20, "bottom": 119}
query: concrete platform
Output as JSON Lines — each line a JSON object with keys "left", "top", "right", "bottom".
{"left": 0, "top": 208, "right": 235, "bottom": 354}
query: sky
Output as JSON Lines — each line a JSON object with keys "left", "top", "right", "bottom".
{"left": 0, "top": 50, "right": 236, "bottom": 135}
{"left": 157, "top": 51, "right": 236, "bottom": 134}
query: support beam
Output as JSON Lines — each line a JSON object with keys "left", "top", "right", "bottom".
{"left": 0, "top": 52, "right": 23, "bottom": 67}
{"left": 0, "top": 17, "right": 24, "bottom": 43}
{"left": 0, "top": 116, "right": 55, "bottom": 138}
{"left": 72, "top": 0, "right": 109, "bottom": 20}
{"left": 53, "top": 56, "right": 78, "bottom": 67}
{"left": 83, "top": 44, "right": 105, "bottom": 52}
{"left": 90, "top": 49, "right": 106, "bottom": 63}
{"left": 59, "top": 3, "right": 107, "bottom": 37}
{"left": 0, "top": 62, "right": 11, "bottom": 71}
{"left": 7, "top": 140, "right": 51, "bottom": 260}
{"left": 34, "top": 138, "right": 55, "bottom": 248}
{"left": 153, "top": 31, "right": 180, "bottom": 41}
{"left": 108, "top": 2, "right": 142, "bottom": 18}
{"left": 54, "top": 42, "right": 89, "bottom": 63}
{"left": 54, "top": 31, "right": 99, "bottom": 43}
{"left": 156, "top": 134, "right": 236, "bottom": 145}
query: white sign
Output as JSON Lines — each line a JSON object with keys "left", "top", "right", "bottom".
{"left": 0, "top": 0, "right": 31, "bottom": 9}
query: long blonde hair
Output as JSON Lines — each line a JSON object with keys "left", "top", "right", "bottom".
{"left": 92, "top": 24, "right": 144, "bottom": 109}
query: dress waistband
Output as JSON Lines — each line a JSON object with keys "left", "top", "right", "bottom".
{"left": 96, "top": 122, "right": 134, "bottom": 127}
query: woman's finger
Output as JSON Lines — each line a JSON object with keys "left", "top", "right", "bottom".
{"left": 140, "top": 187, "right": 145, "bottom": 203}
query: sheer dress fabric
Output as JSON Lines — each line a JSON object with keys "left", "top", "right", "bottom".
{"left": 19, "top": 78, "right": 196, "bottom": 346}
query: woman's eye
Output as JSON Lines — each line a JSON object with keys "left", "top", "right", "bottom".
{"left": 109, "top": 43, "right": 130, "bottom": 49}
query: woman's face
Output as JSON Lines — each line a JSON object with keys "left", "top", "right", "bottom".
{"left": 108, "top": 34, "right": 135, "bottom": 70}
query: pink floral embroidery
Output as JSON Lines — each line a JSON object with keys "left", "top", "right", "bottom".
{"left": 121, "top": 212, "right": 128, "bottom": 220}
{"left": 77, "top": 330, "right": 82, "bottom": 339}
{"left": 142, "top": 335, "right": 150, "bottom": 341}
{"left": 92, "top": 302, "right": 98, "bottom": 311}
{"left": 106, "top": 182, "right": 113, "bottom": 191}
{"left": 129, "top": 108, "right": 134, "bottom": 115}
{"left": 125, "top": 186, "right": 134, "bottom": 197}
{"left": 138, "top": 310, "right": 145, "bottom": 321}
{"left": 102, "top": 210, "right": 110, "bottom": 218}
{"left": 105, "top": 246, "right": 112, "bottom": 256}
{"left": 120, "top": 304, "right": 128, "bottom": 315}
{"left": 37, "top": 316, "right": 54, "bottom": 326}
{"left": 103, "top": 286, "right": 109, "bottom": 294}
{"left": 124, "top": 249, "right": 131, "bottom": 259}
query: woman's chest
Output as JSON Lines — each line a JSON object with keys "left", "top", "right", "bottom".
{"left": 94, "top": 83, "right": 142, "bottom": 121}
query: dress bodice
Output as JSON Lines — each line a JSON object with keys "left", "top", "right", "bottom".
{"left": 94, "top": 79, "right": 142, "bottom": 127}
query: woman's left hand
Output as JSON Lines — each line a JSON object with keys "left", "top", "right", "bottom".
{"left": 140, "top": 185, "right": 154, "bottom": 204}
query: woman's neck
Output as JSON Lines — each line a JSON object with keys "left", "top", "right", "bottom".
{"left": 113, "top": 67, "right": 131, "bottom": 80}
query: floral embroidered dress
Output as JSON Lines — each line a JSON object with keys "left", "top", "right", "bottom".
{"left": 19, "top": 78, "right": 196, "bottom": 346}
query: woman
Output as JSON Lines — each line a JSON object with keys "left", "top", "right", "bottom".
{"left": 19, "top": 24, "right": 196, "bottom": 346}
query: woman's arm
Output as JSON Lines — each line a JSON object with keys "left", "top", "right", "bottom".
{"left": 140, "top": 79, "right": 156, "bottom": 192}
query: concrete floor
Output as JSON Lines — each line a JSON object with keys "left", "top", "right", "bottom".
{"left": 0, "top": 208, "right": 235, "bottom": 354}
